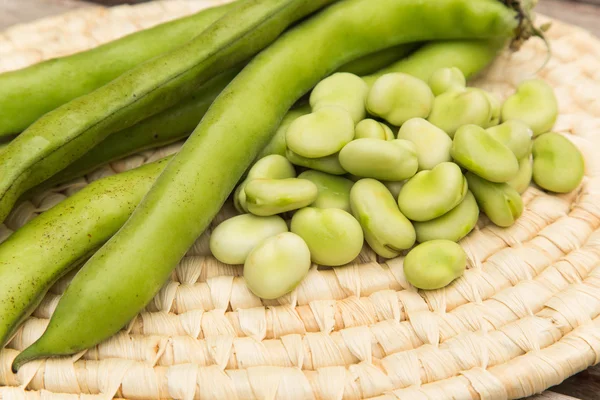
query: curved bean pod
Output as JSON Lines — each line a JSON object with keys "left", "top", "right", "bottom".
{"left": 0, "top": 159, "right": 169, "bottom": 349}
{"left": 13, "top": 0, "right": 522, "bottom": 369}
{"left": 0, "top": 2, "right": 237, "bottom": 137}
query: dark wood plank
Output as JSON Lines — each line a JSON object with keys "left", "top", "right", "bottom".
{"left": 537, "top": 0, "right": 600, "bottom": 37}
{"left": 0, "top": 0, "right": 90, "bottom": 30}
{"left": 531, "top": 392, "right": 584, "bottom": 400}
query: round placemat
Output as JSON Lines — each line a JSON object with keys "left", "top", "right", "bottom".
{"left": 1, "top": 1, "right": 600, "bottom": 399}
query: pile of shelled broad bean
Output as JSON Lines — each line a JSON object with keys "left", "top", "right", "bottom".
{"left": 0, "top": 0, "right": 583, "bottom": 373}
{"left": 216, "top": 69, "right": 584, "bottom": 298}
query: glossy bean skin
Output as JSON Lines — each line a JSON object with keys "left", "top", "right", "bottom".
{"left": 451, "top": 124, "right": 519, "bottom": 183}
{"left": 243, "top": 232, "right": 311, "bottom": 300}
{"left": 310, "top": 73, "right": 369, "bottom": 123}
{"left": 427, "top": 88, "right": 491, "bottom": 138}
{"left": 413, "top": 190, "right": 479, "bottom": 243}
{"left": 0, "top": 2, "right": 237, "bottom": 137}
{"left": 0, "top": 0, "right": 337, "bottom": 223}
{"left": 245, "top": 178, "right": 318, "bottom": 216}
{"left": 339, "top": 139, "right": 419, "bottom": 182}
{"left": 291, "top": 207, "right": 364, "bottom": 266}
{"left": 234, "top": 154, "right": 297, "bottom": 213}
{"left": 286, "top": 150, "right": 346, "bottom": 175}
{"left": 466, "top": 172, "right": 523, "bottom": 227}
{"left": 482, "top": 90, "right": 501, "bottom": 128}
{"left": 350, "top": 179, "right": 416, "bottom": 258}
{"left": 257, "top": 105, "right": 311, "bottom": 160}
{"left": 508, "top": 156, "right": 533, "bottom": 194}
{"left": 428, "top": 67, "right": 466, "bottom": 96}
{"left": 0, "top": 159, "right": 169, "bottom": 349}
{"left": 209, "top": 214, "right": 288, "bottom": 265}
{"left": 398, "top": 162, "right": 467, "bottom": 222}
{"left": 501, "top": 79, "right": 558, "bottom": 137}
{"left": 366, "top": 73, "right": 434, "bottom": 126}
{"left": 403, "top": 240, "right": 466, "bottom": 290}
{"left": 13, "top": 0, "right": 520, "bottom": 369}
{"left": 397, "top": 118, "right": 452, "bottom": 171}
{"left": 298, "top": 170, "right": 354, "bottom": 212}
{"left": 486, "top": 120, "right": 533, "bottom": 160}
{"left": 355, "top": 119, "right": 395, "bottom": 140}
{"left": 286, "top": 107, "right": 355, "bottom": 158}
{"left": 532, "top": 132, "right": 585, "bottom": 193}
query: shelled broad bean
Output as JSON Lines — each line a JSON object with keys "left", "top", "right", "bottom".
{"left": 222, "top": 67, "right": 583, "bottom": 298}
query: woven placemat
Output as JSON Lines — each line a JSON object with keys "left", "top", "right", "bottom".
{"left": 1, "top": 1, "right": 600, "bottom": 399}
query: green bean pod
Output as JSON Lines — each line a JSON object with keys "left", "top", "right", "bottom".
{"left": 363, "top": 39, "right": 506, "bottom": 86}
{"left": 27, "top": 39, "right": 504, "bottom": 194}
{"left": 0, "top": 159, "right": 168, "bottom": 349}
{"left": 0, "top": 2, "right": 237, "bottom": 138}
{"left": 0, "top": 0, "right": 338, "bottom": 223}
{"left": 34, "top": 69, "right": 239, "bottom": 192}
{"left": 13, "top": 0, "right": 523, "bottom": 369}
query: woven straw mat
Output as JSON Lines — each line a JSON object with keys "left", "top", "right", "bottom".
{"left": 1, "top": 1, "right": 600, "bottom": 399}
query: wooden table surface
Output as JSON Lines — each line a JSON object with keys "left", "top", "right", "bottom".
{"left": 0, "top": 1, "right": 599, "bottom": 399}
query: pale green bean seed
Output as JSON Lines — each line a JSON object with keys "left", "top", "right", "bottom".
{"left": 286, "top": 107, "right": 355, "bottom": 158}
{"left": 366, "top": 72, "right": 434, "bottom": 126}
{"left": 258, "top": 105, "right": 311, "bottom": 159}
{"left": 210, "top": 214, "right": 288, "bottom": 265}
{"left": 244, "top": 178, "right": 318, "bottom": 216}
{"left": 234, "top": 181, "right": 250, "bottom": 213}
{"left": 501, "top": 79, "right": 558, "bottom": 137}
{"left": 483, "top": 90, "right": 501, "bottom": 128}
{"left": 398, "top": 162, "right": 467, "bottom": 222}
{"left": 244, "top": 232, "right": 311, "bottom": 300}
{"left": 291, "top": 207, "right": 363, "bottom": 266}
{"left": 428, "top": 67, "right": 466, "bottom": 96}
{"left": 451, "top": 124, "right": 519, "bottom": 183}
{"left": 383, "top": 180, "right": 405, "bottom": 200}
{"left": 403, "top": 240, "right": 466, "bottom": 290}
{"left": 466, "top": 172, "right": 523, "bottom": 227}
{"left": 532, "top": 132, "right": 585, "bottom": 193}
{"left": 427, "top": 88, "right": 492, "bottom": 137}
{"left": 350, "top": 178, "right": 416, "bottom": 259}
{"left": 310, "top": 72, "right": 369, "bottom": 123}
{"left": 486, "top": 120, "right": 533, "bottom": 159}
{"left": 413, "top": 191, "right": 479, "bottom": 243}
{"left": 286, "top": 149, "right": 346, "bottom": 175}
{"left": 397, "top": 118, "right": 453, "bottom": 171}
{"left": 339, "top": 138, "right": 418, "bottom": 181}
{"left": 507, "top": 156, "right": 533, "bottom": 194}
{"left": 355, "top": 119, "right": 395, "bottom": 140}
{"left": 235, "top": 155, "right": 297, "bottom": 213}
{"left": 298, "top": 170, "right": 354, "bottom": 212}
{"left": 248, "top": 154, "right": 297, "bottom": 180}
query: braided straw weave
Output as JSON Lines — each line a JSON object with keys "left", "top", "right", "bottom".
{"left": 1, "top": 1, "right": 600, "bottom": 399}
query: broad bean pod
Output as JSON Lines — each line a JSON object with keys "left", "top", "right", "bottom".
{"left": 0, "top": 159, "right": 168, "bottom": 349}
{"left": 28, "top": 40, "right": 502, "bottom": 193}
{"left": 13, "top": 0, "right": 524, "bottom": 369}
{"left": 0, "top": 2, "right": 238, "bottom": 137}
{"left": 0, "top": 0, "right": 338, "bottom": 223}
